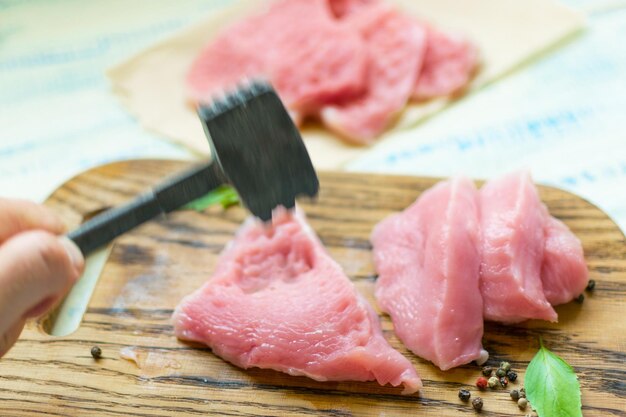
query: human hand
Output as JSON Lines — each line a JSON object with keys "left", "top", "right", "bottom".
{"left": 0, "top": 198, "right": 84, "bottom": 357}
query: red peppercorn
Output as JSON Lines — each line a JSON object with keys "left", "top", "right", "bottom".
{"left": 476, "top": 377, "right": 488, "bottom": 390}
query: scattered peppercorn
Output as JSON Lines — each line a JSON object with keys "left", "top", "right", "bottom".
{"left": 482, "top": 366, "right": 494, "bottom": 377}
{"left": 518, "top": 397, "right": 528, "bottom": 410}
{"left": 519, "top": 388, "right": 526, "bottom": 398}
{"left": 476, "top": 377, "right": 488, "bottom": 390}
{"left": 586, "top": 279, "right": 596, "bottom": 291}
{"left": 488, "top": 376, "right": 499, "bottom": 388}
{"left": 496, "top": 368, "right": 506, "bottom": 378}
{"left": 472, "top": 397, "right": 483, "bottom": 412}
{"left": 506, "top": 370, "right": 518, "bottom": 382}
{"left": 575, "top": 294, "right": 585, "bottom": 303}
{"left": 499, "top": 376, "right": 508, "bottom": 388}
{"left": 500, "top": 361, "right": 511, "bottom": 372}
{"left": 510, "top": 389, "right": 520, "bottom": 401}
{"left": 90, "top": 346, "right": 102, "bottom": 359}
{"left": 458, "top": 389, "right": 471, "bottom": 401}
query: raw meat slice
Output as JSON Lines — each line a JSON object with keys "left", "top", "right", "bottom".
{"left": 187, "top": 0, "right": 367, "bottom": 118}
{"left": 372, "top": 177, "right": 485, "bottom": 370}
{"left": 327, "top": 0, "right": 379, "bottom": 18}
{"left": 320, "top": 5, "right": 427, "bottom": 144}
{"left": 173, "top": 208, "right": 421, "bottom": 394}
{"left": 541, "top": 215, "right": 588, "bottom": 305}
{"left": 270, "top": 22, "right": 367, "bottom": 115}
{"left": 480, "top": 171, "right": 557, "bottom": 323}
{"left": 186, "top": 22, "right": 264, "bottom": 104}
{"left": 412, "top": 28, "right": 478, "bottom": 100}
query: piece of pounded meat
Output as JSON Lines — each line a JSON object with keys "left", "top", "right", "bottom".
{"left": 480, "top": 172, "right": 557, "bottom": 323}
{"left": 372, "top": 177, "right": 485, "bottom": 370}
{"left": 320, "top": 5, "right": 427, "bottom": 144}
{"left": 187, "top": 0, "right": 367, "bottom": 120}
{"left": 541, "top": 216, "right": 588, "bottom": 305}
{"left": 173, "top": 208, "right": 421, "bottom": 394}
{"left": 412, "top": 28, "right": 478, "bottom": 100}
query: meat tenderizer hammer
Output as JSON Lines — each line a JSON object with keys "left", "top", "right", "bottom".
{"left": 67, "top": 81, "right": 319, "bottom": 255}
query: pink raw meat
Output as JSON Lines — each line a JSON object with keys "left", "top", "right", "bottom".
{"left": 413, "top": 28, "right": 478, "bottom": 100}
{"left": 372, "top": 177, "right": 485, "bottom": 370}
{"left": 327, "top": 0, "right": 379, "bottom": 18}
{"left": 173, "top": 208, "right": 421, "bottom": 394}
{"left": 541, "top": 215, "right": 588, "bottom": 305}
{"left": 271, "top": 22, "right": 367, "bottom": 115}
{"left": 480, "top": 171, "right": 557, "bottom": 323}
{"left": 187, "top": 0, "right": 367, "bottom": 119}
{"left": 321, "top": 5, "right": 427, "bottom": 144}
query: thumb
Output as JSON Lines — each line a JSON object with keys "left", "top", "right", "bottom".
{"left": 0, "top": 318, "right": 25, "bottom": 358}
{"left": 0, "top": 231, "right": 84, "bottom": 341}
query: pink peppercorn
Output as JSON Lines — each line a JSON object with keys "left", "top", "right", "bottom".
{"left": 476, "top": 377, "right": 488, "bottom": 390}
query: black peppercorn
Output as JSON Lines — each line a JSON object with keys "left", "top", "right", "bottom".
{"left": 482, "top": 366, "right": 493, "bottom": 377}
{"left": 458, "top": 389, "right": 471, "bottom": 401}
{"left": 472, "top": 397, "right": 483, "bottom": 412}
{"left": 586, "top": 279, "right": 595, "bottom": 291}
{"left": 499, "top": 376, "right": 508, "bottom": 388}
{"left": 90, "top": 346, "right": 102, "bottom": 359}
{"left": 506, "top": 370, "right": 517, "bottom": 382}
{"left": 519, "top": 388, "right": 526, "bottom": 398}
{"left": 510, "top": 389, "right": 520, "bottom": 401}
{"left": 575, "top": 294, "right": 584, "bottom": 303}
{"left": 496, "top": 368, "right": 506, "bottom": 378}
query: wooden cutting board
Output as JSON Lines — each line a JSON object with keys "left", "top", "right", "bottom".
{"left": 1, "top": 159, "right": 624, "bottom": 416}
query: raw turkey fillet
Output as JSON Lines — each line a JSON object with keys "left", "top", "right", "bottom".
{"left": 187, "top": 0, "right": 367, "bottom": 119}
{"left": 321, "top": 4, "right": 427, "bottom": 143}
{"left": 188, "top": 0, "right": 479, "bottom": 142}
{"left": 479, "top": 171, "right": 557, "bottom": 323}
{"left": 173, "top": 208, "right": 421, "bottom": 394}
{"left": 327, "top": 0, "right": 380, "bottom": 18}
{"left": 372, "top": 177, "right": 485, "bottom": 370}
{"left": 541, "top": 215, "right": 588, "bottom": 305}
{"left": 413, "top": 28, "right": 479, "bottom": 100}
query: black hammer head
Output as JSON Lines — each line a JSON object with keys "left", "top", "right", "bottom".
{"left": 197, "top": 81, "right": 319, "bottom": 221}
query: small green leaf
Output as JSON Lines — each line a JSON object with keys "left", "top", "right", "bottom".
{"left": 181, "top": 186, "right": 239, "bottom": 212}
{"left": 526, "top": 339, "right": 583, "bottom": 417}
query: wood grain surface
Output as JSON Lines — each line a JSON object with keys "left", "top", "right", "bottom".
{"left": 1, "top": 159, "right": 624, "bottom": 416}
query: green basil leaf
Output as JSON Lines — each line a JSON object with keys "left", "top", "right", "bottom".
{"left": 526, "top": 339, "right": 582, "bottom": 417}
{"left": 181, "top": 186, "right": 239, "bottom": 211}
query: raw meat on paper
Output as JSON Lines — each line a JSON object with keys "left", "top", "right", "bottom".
{"left": 320, "top": 4, "right": 427, "bottom": 144}
{"left": 187, "top": 0, "right": 367, "bottom": 119}
{"left": 187, "top": 0, "right": 478, "bottom": 143}
{"left": 413, "top": 28, "right": 479, "bottom": 100}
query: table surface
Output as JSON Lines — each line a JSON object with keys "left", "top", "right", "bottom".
{"left": 1, "top": 0, "right": 625, "bottom": 232}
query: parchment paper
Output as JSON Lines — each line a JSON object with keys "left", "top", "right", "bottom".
{"left": 108, "top": 0, "right": 584, "bottom": 169}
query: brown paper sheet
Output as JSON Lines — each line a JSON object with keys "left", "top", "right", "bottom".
{"left": 108, "top": 0, "right": 584, "bottom": 169}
